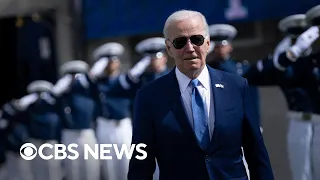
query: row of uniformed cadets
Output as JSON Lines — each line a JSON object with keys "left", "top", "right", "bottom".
{"left": 0, "top": 37, "right": 172, "bottom": 180}
{"left": 205, "top": 4, "right": 320, "bottom": 180}
{"left": 206, "top": 14, "right": 311, "bottom": 180}
{"left": 242, "top": 5, "right": 320, "bottom": 180}
{"left": 0, "top": 19, "right": 294, "bottom": 180}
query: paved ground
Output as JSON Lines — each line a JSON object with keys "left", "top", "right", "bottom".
{"left": 259, "top": 87, "right": 292, "bottom": 180}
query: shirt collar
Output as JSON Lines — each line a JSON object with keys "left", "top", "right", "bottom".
{"left": 175, "top": 65, "right": 210, "bottom": 93}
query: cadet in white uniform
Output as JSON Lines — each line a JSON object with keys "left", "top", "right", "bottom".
{"left": 53, "top": 60, "right": 100, "bottom": 180}
{"left": 91, "top": 42, "right": 152, "bottom": 180}
{"left": 275, "top": 14, "right": 314, "bottom": 180}
{"left": 0, "top": 98, "right": 33, "bottom": 180}
{"left": 24, "top": 80, "right": 63, "bottom": 180}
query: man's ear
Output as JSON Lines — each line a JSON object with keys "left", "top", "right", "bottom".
{"left": 165, "top": 40, "right": 173, "bottom": 57}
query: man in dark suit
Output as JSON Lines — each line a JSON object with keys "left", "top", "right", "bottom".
{"left": 128, "top": 10, "right": 274, "bottom": 180}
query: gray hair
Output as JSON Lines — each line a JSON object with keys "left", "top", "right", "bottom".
{"left": 163, "top": 10, "right": 209, "bottom": 39}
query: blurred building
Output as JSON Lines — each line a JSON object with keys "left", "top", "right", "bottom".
{"left": 0, "top": 0, "right": 78, "bottom": 104}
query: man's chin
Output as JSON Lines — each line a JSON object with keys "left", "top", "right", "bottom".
{"left": 186, "top": 64, "right": 204, "bottom": 74}
{"left": 150, "top": 66, "right": 161, "bottom": 73}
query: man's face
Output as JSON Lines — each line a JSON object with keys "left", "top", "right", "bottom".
{"left": 149, "top": 53, "right": 167, "bottom": 73}
{"left": 213, "top": 42, "right": 233, "bottom": 59}
{"left": 105, "top": 57, "right": 121, "bottom": 73}
{"left": 165, "top": 15, "right": 210, "bottom": 75}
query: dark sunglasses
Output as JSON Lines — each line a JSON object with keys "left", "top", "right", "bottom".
{"left": 170, "top": 34, "right": 207, "bottom": 49}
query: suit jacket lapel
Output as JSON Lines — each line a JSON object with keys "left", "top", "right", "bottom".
{"left": 167, "top": 66, "right": 232, "bottom": 153}
{"left": 167, "top": 68, "right": 198, "bottom": 145}
{"left": 207, "top": 67, "right": 227, "bottom": 153}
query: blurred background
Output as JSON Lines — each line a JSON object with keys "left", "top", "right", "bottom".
{"left": 0, "top": 0, "right": 320, "bottom": 179}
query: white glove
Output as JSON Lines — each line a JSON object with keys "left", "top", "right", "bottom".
{"left": 89, "top": 57, "right": 109, "bottom": 79}
{"left": 128, "top": 56, "right": 151, "bottom": 81}
{"left": 51, "top": 74, "right": 73, "bottom": 97}
{"left": 274, "top": 36, "right": 291, "bottom": 56}
{"left": 18, "top": 93, "right": 39, "bottom": 110}
{"left": 288, "top": 26, "right": 319, "bottom": 61}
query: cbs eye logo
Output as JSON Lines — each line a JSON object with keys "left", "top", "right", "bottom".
{"left": 20, "top": 143, "right": 37, "bottom": 160}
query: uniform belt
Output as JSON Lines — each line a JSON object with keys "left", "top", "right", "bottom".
{"left": 287, "top": 110, "right": 320, "bottom": 123}
{"left": 98, "top": 117, "right": 131, "bottom": 126}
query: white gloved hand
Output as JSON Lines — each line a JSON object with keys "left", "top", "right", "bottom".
{"left": 128, "top": 56, "right": 151, "bottom": 81}
{"left": 288, "top": 26, "right": 319, "bottom": 61}
{"left": 18, "top": 93, "right": 39, "bottom": 110}
{"left": 89, "top": 57, "right": 109, "bottom": 79}
{"left": 274, "top": 36, "right": 291, "bottom": 56}
{"left": 51, "top": 74, "right": 73, "bottom": 97}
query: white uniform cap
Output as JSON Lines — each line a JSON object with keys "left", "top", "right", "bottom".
{"left": 209, "top": 24, "right": 237, "bottom": 41}
{"left": 278, "top": 14, "right": 307, "bottom": 33}
{"left": 59, "top": 60, "right": 89, "bottom": 75}
{"left": 135, "top": 37, "right": 166, "bottom": 55}
{"left": 306, "top": 5, "right": 320, "bottom": 25}
{"left": 92, "top": 42, "right": 124, "bottom": 61}
{"left": 27, "top": 80, "right": 53, "bottom": 93}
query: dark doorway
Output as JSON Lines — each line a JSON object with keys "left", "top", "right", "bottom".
{"left": 0, "top": 11, "right": 58, "bottom": 106}
{"left": 0, "top": 17, "right": 19, "bottom": 105}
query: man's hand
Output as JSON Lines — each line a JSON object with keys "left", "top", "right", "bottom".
{"left": 51, "top": 74, "right": 73, "bottom": 97}
{"left": 288, "top": 26, "right": 319, "bottom": 61}
{"left": 89, "top": 57, "right": 109, "bottom": 80}
{"left": 128, "top": 56, "right": 151, "bottom": 82}
{"left": 18, "top": 93, "right": 39, "bottom": 110}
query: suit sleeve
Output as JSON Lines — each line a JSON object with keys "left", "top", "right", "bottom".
{"left": 242, "top": 79, "right": 274, "bottom": 180}
{"left": 128, "top": 89, "right": 156, "bottom": 180}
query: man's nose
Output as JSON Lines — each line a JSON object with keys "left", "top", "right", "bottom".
{"left": 184, "top": 39, "right": 195, "bottom": 51}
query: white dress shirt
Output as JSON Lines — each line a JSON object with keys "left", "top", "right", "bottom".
{"left": 175, "top": 66, "right": 215, "bottom": 138}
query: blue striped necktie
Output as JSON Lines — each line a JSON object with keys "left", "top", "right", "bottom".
{"left": 190, "top": 79, "right": 210, "bottom": 150}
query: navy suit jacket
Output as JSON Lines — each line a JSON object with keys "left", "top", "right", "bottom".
{"left": 128, "top": 66, "right": 274, "bottom": 180}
